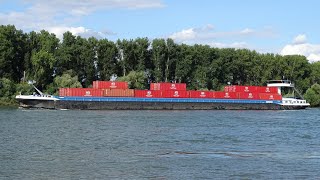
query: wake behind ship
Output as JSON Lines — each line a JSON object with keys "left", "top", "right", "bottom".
{"left": 16, "top": 80, "right": 310, "bottom": 110}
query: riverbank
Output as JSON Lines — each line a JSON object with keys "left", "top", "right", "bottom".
{"left": 0, "top": 98, "right": 19, "bottom": 108}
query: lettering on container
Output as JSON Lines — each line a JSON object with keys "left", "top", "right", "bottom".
{"left": 244, "top": 87, "right": 249, "bottom": 92}
{"left": 110, "top": 82, "right": 117, "bottom": 88}
{"left": 85, "top": 91, "right": 91, "bottom": 96}
{"left": 173, "top": 91, "right": 179, "bottom": 97}
{"left": 266, "top": 87, "right": 270, "bottom": 92}
{"left": 170, "top": 84, "right": 176, "bottom": 89}
{"left": 200, "top": 92, "right": 206, "bottom": 97}
{"left": 146, "top": 91, "right": 152, "bottom": 97}
{"left": 224, "top": 92, "right": 230, "bottom": 98}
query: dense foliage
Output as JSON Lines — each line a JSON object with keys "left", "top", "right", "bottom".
{"left": 0, "top": 25, "right": 319, "bottom": 106}
{"left": 304, "top": 84, "right": 320, "bottom": 106}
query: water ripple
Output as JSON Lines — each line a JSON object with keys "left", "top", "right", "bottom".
{"left": 1, "top": 108, "right": 320, "bottom": 179}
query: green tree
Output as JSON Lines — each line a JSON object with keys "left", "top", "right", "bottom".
{"left": 53, "top": 70, "right": 82, "bottom": 88}
{"left": 214, "top": 48, "right": 236, "bottom": 86}
{"left": 24, "top": 30, "right": 59, "bottom": 88}
{"left": 0, "top": 25, "right": 27, "bottom": 82}
{"left": 56, "top": 31, "right": 77, "bottom": 74}
{"left": 0, "top": 78, "right": 16, "bottom": 105}
{"left": 253, "top": 53, "right": 276, "bottom": 85}
{"left": 231, "top": 49, "right": 253, "bottom": 85}
{"left": 38, "top": 30, "right": 60, "bottom": 53}
{"left": 15, "top": 82, "right": 33, "bottom": 95}
{"left": 24, "top": 31, "right": 41, "bottom": 74}
{"left": 281, "top": 55, "right": 311, "bottom": 92}
{"left": 30, "top": 50, "right": 56, "bottom": 89}
{"left": 74, "top": 36, "right": 97, "bottom": 87}
{"left": 116, "top": 39, "right": 138, "bottom": 76}
{"left": 304, "top": 83, "right": 320, "bottom": 107}
{"left": 175, "top": 44, "right": 193, "bottom": 84}
{"left": 310, "top": 61, "right": 320, "bottom": 84}
{"left": 165, "top": 38, "right": 178, "bottom": 82}
{"left": 84, "top": 37, "right": 98, "bottom": 87}
{"left": 190, "top": 44, "right": 212, "bottom": 89}
{"left": 151, "top": 39, "right": 167, "bottom": 82}
{"left": 134, "top": 37, "right": 150, "bottom": 72}
{"left": 117, "top": 71, "right": 147, "bottom": 89}
{"left": 97, "top": 39, "right": 118, "bottom": 80}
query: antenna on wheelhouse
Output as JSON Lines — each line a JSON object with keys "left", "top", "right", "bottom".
{"left": 28, "top": 80, "right": 44, "bottom": 96}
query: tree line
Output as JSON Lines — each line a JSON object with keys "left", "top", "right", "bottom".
{"left": 1, "top": 25, "right": 320, "bottom": 106}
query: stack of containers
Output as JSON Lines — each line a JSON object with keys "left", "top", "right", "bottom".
{"left": 92, "top": 81, "right": 134, "bottom": 97}
{"left": 257, "top": 86, "right": 282, "bottom": 100}
{"left": 59, "top": 81, "right": 282, "bottom": 100}
{"left": 145, "top": 82, "right": 189, "bottom": 98}
{"left": 224, "top": 85, "right": 281, "bottom": 100}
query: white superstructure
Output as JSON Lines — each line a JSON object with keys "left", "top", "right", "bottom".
{"left": 15, "top": 81, "right": 59, "bottom": 101}
{"left": 15, "top": 94, "right": 59, "bottom": 101}
{"left": 267, "top": 80, "right": 310, "bottom": 107}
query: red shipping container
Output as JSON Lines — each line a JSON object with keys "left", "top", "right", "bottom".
{"left": 150, "top": 83, "right": 187, "bottom": 91}
{"left": 224, "top": 85, "right": 258, "bottom": 93}
{"left": 213, "top": 91, "right": 238, "bottom": 99}
{"left": 161, "top": 90, "right": 189, "bottom": 98}
{"left": 134, "top": 90, "right": 162, "bottom": 98}
{"left": 224, "top": 86, "right": 235, "bottom": 92}
{"left": 62, "top": 88, "right": 103, "bottom": 97}
{"left": 150, "top": 83, "right": 159, "bottom": 90}
{"left": 259, "top": 93, "right": 282, "bottom": 100}
{"left": 189, "top": 90, "right": 214, "bottom": 98}
{"left": 93, "top": 81, "right": 128, "bottom": 89}
{"left": 83, "top": 88, "right": 104, "bottom": 97}
{"left": 238, "top": 92, "right": 260, "bottom": 100}
{"left": 59, "top": 88, "right": 66, "bottom": 96}
{"left": 104, "top": 89, "right": 134, "bottom": 97}
{"left": 256, "top": 86, "right": 278, "bottom": 93}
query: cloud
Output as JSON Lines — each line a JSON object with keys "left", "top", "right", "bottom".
{"left": 292, "top": 34, "right": 307, "bottom": 44}
{"left": 23, "top": 0, "right": 165, "bottom": 16}
{"left": 280, "top": 34, "right": 320, "bottom": 62}
{"left": 169, "top": 24, "right": 275, "bottom": 43}
{"left": 308, "top": 54, "right": 320, "bottom": 62}
{"left": 46, "top": 26, "right": 115, "bottom": 39}
{"left": 168, "top": 24, "right": 275, "bottom": 50}
{"left": 240, "top": 28, "right": 254, "bottom": 34}
{"left": 208, "top": 42, "right": 249, "bottom": 49}
{"left": 169, "top": 28, "right": 197, "bottom": 42}
{"left": 0, "top": 0, "right": 165, "bottom": 39}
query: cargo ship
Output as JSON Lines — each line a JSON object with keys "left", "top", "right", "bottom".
{"left": 16, "top": 80, "right": 310, "bottom": 110}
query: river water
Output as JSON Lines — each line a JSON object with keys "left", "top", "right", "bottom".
{"left": 0, "top": 108, "right": 319, "bottom": 179}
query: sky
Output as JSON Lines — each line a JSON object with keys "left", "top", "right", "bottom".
{"left": 1, "top": 0, "right": 320, "bottom": 62}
